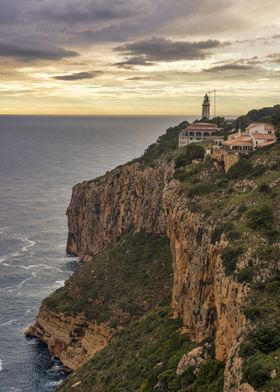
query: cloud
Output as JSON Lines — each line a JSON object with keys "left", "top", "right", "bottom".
{"left": 115, "top": 37, "right": 229, "bottom": 67}
{"left": 115, "top": 56, "right": 154, "bottom": 68}
{"left": 33, "top": 0, "right": 151, "bottom": 24}
{"left": 0, "top": 40, "right": 79, "bottom": 61}
{"left": 203, "top": 63, "right": 256, "bottom": 72}
{"left": 53, "top": 71, "right": 103, "bottom": 80}
{"left": 266, "top": 53, "right": 280, "bottom": 63}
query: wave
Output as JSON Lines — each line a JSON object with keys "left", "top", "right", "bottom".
{"left": 0, "top": 318, "right": 20, "bottom": 327}
{"left": 0, "top": 358, "right": 3, "bottom": 371}
{"left": 0, "top": 272, "right": 37, "bottom": 293}
{"left": 19, "top": 264, "right": 63, "bottom": 272}
{"left": 53, "top": 280, "right": 65, "bottom": 288}
{"left": 0, "top": 233, "right": 36, "bottom": 265}
{"left": 46, "top": 380, "right": 63, "bottom": 388}
{"left": 21, "top": 238, "right": 36, "bottom": 253}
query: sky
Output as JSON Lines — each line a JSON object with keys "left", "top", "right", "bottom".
{"left": 0, "top": 0, "right": 280, "bottom": 115}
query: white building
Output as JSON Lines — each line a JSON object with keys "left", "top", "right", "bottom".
{"left": 178, "top": 123, "right": 219, "bottom": 147}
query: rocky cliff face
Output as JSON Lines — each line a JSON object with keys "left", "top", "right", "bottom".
{"left": 66, "top": 159, "right": 246, "bottom": 362}
{"left": 29, "top": 158, "right": 248, "bottom": 389}
{"left": 66, "top": 162, "right": 169, "bottom": 258}
{"left": 26, "top": 306, "right": 112, "bottom": 370}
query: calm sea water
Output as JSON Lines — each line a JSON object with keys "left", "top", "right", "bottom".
{"left": 0, "top": 115, "right": 197, "bottom": 392}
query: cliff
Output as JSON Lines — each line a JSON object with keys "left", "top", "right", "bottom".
{"left": 26, "top": 306, "right": 112, "bottom": 370}
{"left": 28, "top": 120, "right": 280, "bottom": 392}
{"left": 65, "top": 158, "right": 246, "bottom": 362}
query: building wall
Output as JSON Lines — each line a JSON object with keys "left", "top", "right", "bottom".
{"left": 224, "top": 154, "right": 240, "bottom": 173}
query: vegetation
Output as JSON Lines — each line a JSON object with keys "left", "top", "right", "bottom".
{"left": 240, "top": 274, "right": 280, "bottom": 390}
{"left": 235, "top": 104, "right": 280, "bottom": 130}
{"left": 221, "top": 245, "right": 244, "bottom": 275}
{"left": 44, "top": 232, "right": 173, "bottom": 324}
{"left": 141, "top": 121, "right": 188, "bottom": 165}
{"left": 58, "top": 306, "right": 224, "bottom": 392}
{"left": 174, "top": 144, "right": 205, "bottom": 169}
{"left": 246, "top": 203, "right": 279, "bottom": 242}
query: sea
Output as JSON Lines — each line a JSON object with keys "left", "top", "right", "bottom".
{"left": 0, "top": 115, "right": 197, "bottom": 392}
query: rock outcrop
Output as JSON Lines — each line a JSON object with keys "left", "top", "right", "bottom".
{"left": 26, "top": 306, "right": 113, "bottom": 370}
{"left": 66, "top": 162, "right": 169, "bottom": 258}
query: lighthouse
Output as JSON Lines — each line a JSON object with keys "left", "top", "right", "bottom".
{"left": 202, "top": 94, "right": 210, "bottom": 119}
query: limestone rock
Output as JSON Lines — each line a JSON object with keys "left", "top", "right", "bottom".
{"left": 176, "top": 345, "right": 209, "bottom": 375}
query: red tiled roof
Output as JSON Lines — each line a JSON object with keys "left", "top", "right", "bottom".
{"left": 186, "top": 122, "right": 218, "bottom": 132}
{"left": 222, "top": 137, "right": 253, "bottom": 146}
{"left": 258, "top": 140, "right": 276, "bottom": 147}
{"left": 246, "top": 122, "right": 275, "bottom": 131}
{"left": 252, "top": 133, "right": 276, "bottom": 139}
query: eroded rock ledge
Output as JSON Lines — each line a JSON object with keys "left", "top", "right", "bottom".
{"left": 26, "top": 306, "right": 113, "bottom": 370}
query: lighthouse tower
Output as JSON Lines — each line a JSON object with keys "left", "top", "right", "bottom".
{"left": 202, "top": 94, "right": 210, "bottom": 119}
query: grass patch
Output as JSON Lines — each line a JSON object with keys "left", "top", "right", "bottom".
{"left": 44, "top": 232, "right": 173, "bottom": 324}
{"left": 58, "top": 307, "right": 224, "bottom": 392}
{"left": 246, "top": 203, "right": 279, "bottom": 242}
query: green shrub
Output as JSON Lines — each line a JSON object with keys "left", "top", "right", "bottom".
{"left": 221, "top": 245, "right": 244, "bottom": 275}
{"left": 142, "top": 124, "right": 186, "bottom": 165}
{"left": 175, "top": 144, "right": 205, "bottom": 169}
{"left": 243, "top": 359, "right": 270, "bottom": 388}
{"left": 227, "top": 158, "right": 253, "bottom": 179}
{"left": 244, "top": 305, "right": 262, "bottom": 322}
{"left": 251, "top": 325, "right": 280, "bottom": 354}
{"left": 238, "top": 203, "right": 247, "bottom": 214}
{"left": 236, "top": 267, "right": 253, "bottom": 283}
{"left": 227, "top": 229, "right": 241, "bottom": 241}
{"left": 249, "top": 164, "right": 266, "bottom": 178}
{"left": 239, "top": 341, "right": 256, "bottom": 358}
{"left": 173, "top": 168, "right": 189, "bottom": 182}
{"left": 247, "top": 203, "right": 279, "bottom": 242}
{"left": 211, "top": 223, "right": 234, "bottom": 244}
{"left": 258, "top": 183, "right": 271, "bottom": 193}
{"left": 187, "top": 182, "right": 216, "bottom": 198}
{"left": 188, "top": 360, "right": 224, "bottom": 392}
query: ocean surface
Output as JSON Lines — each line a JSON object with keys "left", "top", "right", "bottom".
{"left": 0, "top": 115, "right": 197, "bottom": 392}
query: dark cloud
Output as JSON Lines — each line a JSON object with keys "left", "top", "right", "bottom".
{"left": 53, "top": 71, "right": 103, "bottom": 80}
{"left": 33, "top": 0, "right": 150, "bottom": 24}
{"left": 266, "top": 53, "right": 280, "bottom": 63}
{"left": 204, "top": 63, "right": 256, "bottom": 72}
{"left": 115, "top": 56, "right": 154, "bottom": 68}
{"left": 115, "top": 37, "right": 229, "bottom": 67}
{"left": 0, "top": 40, "right": 79, "bottom": 61}
{"left": 0, "top": 0, "right": 21, "bottom": 24}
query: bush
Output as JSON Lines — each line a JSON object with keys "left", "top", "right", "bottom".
{"left": 211, "top": 223, "right": 234, "bottom": 244}
{"left": 243, "top": 359, "right": 270, "bottom": 388}
{"left": 175, "top": 144, "right": 205, "bottom": 169}
{"left": 247, "top": 204, "right": 279, "bottom": 242}
{"left": 187, "top": 182, "right": 216, "bottom": 198}
{"left": 227, "top": 229, "right": 241, "bottom": 241}
{"left": 173, "top": 168, "right": 189, "bottom": 182}
{"left": 244, "top": 305, "right": 262, "bottom": 322}
{"left": 258, "top": 183, "right": 271, "bottom": 193}
{"left": 239, "top": 341, "right": 256, "bottom": 358}
{"left": 251, "top": 325, "right": 280, "bottom": 354}
{"left": 221, "top": 245, "right": 244, "bottom": 275}
{"left": 227, "top": 158, "right": 253, "bottom": 179}
{"left": 236, "top": 267, "right": 253, "bottom": 283}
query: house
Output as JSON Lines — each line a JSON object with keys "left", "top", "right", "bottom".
{"left": 178, "top": 123, "right": 219, "bottom": 147}
{"left": 221, "top": 123, "right": 276, "bottom": 152}
{"left": 211, "top": 122, "right": 277, "bottom": 172}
